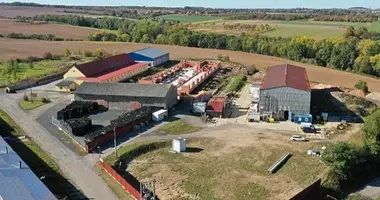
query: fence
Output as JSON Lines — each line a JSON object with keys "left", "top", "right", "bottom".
{"left": 98, "top": 159, "right": 141, "bottom": 200}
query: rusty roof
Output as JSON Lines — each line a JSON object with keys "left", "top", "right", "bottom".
{"left": 260, "top": 64, "right": 311, "bottom": 92}
{"left": 75, "top": 53, "right": 134, "bottom": 77}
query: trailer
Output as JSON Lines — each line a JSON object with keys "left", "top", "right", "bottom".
{"left": 152, "top": 109, "right": 168, "bottom": 122}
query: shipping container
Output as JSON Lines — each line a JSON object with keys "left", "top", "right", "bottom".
{"left": 152, "top": 109, "right": 168, "bottom": 122}
{"left": 294, "top": 114, "right": 313, "bottom": 124}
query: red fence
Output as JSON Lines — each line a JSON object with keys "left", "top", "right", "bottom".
{"left": 98, "top": 159, "right": 141, "bottom": 199}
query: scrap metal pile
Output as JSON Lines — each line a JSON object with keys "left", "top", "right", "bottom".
{"left": 84, "top": 107, "right": 153, "bottom": 143}
{"left": 57, "top": 101, "right": 98, "bottom": 120}
{"left": 63, "top": 118, "right": 92, "bottom": 136}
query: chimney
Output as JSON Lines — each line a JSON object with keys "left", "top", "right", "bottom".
{"left": 19, "top": 161, "right": 22, "bottom": 169}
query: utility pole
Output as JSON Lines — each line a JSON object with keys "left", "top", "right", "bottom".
{"left": 113, "top": 126, "right": 118, "bottom": 160}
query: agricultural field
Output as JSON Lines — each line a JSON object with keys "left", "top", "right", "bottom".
{"left": 0, "top": 19, "right": 100, "bottom": 40}
{"left": 158, "top": 14, "right": 221, "bottom": 23}
{"left": 0, "top": 5, "right": 101, "bottom": 18}
{"left": 194, "top": 20, "right": 380, "bottom": 40}
{"left": 108, "top": 124, "right": 328, "bottom": 200}
{"left": 0, "top": 38, "right": 379, "bottom": 92}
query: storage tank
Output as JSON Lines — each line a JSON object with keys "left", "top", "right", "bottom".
{"left": 172, "top": 138, "right": 187, "bottom": 153}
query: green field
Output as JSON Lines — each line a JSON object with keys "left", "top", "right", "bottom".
{"left": 0, "top": 60, "right": 63, "bottom": 87}
{"left": 159, "top": 14, "right": 220, "bottom": 23}
{"left": 262, "top": 26, "right": 345, "bottom": 40}
{"left": 158, "top": 120, "right": 201, "bottom": 135}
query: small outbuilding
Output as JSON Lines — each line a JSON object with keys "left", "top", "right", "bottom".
{"left": 128, "top": 47, "right": 169, "bottom": 67}
{"left": 55, "top": 79, "right": 77, "bottom": 92}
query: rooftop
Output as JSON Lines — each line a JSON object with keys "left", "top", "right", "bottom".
{"left": 77, "top": 62, "right": 148, "bottom": 82}
{"left": 260, "top": 64, "right": 311, "bottom": 92}
{"left": 74, "top": 53, "right": 134, "bottom": 77}
{"left": 74, "top": 82, "right": 174, "bottom": 98}
{"left": 130, "top": 47, "right": 168, "bottom": 59}
{"left": 0, "top": 137, "right": 57, "bottom": 200}
{"left": 55, "top": 79, "right": 75, "bottom": 87}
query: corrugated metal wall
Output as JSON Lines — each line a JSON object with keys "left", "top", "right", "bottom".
{"left": 75, "top": 86, "right": 178, "bottom": 110}
{"left": 259, "top": 87, "right": 310, "bottom": 115}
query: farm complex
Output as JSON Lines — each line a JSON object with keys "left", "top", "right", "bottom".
{"left": 1, "top": 3, "right": 380, "bottom": 200}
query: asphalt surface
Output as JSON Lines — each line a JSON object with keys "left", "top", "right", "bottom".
{"left": 0, "top": 91, "right": 118, "bottom": 200}
{"left": 358, "top": 177, "right": 380, "bottom": 198}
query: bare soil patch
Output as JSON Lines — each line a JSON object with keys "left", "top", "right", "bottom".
{"left": 0, "top": 19, "right": 99, "bottom": 40}
{"left": 0, "top": 38, "right": 379, "bottom": 92}
{"left": 0, "top": 5, "right": 90, "bottom": 18}
{"left": 126, "top": 125, "right": 327, "bottom": 200}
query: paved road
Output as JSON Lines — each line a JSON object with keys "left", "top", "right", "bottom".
{"left": 358, "top": 177, "right": 380, "bottom": 198}
{"left": 0, "top": 92, "right": 118, "bottom": 200}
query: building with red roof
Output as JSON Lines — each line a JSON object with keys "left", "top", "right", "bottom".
{"left": 259, "top": 64, "right": 311, "bottom": 119}
{"left": 56, "top": 53, "right": 149, "bottom": 91}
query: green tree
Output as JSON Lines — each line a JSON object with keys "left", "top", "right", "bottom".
{"left": 354, "top": 80, "right": 369, "bottom": 93}
{"left": 93, "top": 48, "right": 106, "bottom": 59}
{"left": 82, "top": 48, "right": 92, "bottom": 57}
{"left": 362, "top": 109, "right": 380, "bottom": 154}
{"left": 64, "top": 48, "right": 71, "bottom": 57}
{"left": 344, "top": 26, "right": 356, "bottom": 39}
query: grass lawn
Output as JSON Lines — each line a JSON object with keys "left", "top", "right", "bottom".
{"left": 19, "top": 99, "right": 47, "bottom": 110}
{"left": 95, "top": 165, "right": 134, "bottom": 200}
{"left": 226, "top": 75, "right": 247, "bottom": 92}
{"left": 158, "top": 120, "right": 201, "bottom": 135}
{"left": 0, "top": 109, "right": 73, "bottom": 198}
{"left": 0, "top": 59, "right": 64, "bottom": 87}
{"left": 159, "top": 14, "right": 220, "bottom": 23}
{"left": 263, "top": 25, "right": 345, "bottom": 40}
{"left": 127, "top": 137, "right": 327, "bottom": 200}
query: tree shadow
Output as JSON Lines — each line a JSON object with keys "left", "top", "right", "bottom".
{"left": 0, "top": 118, "right": 88, "bottom": 200}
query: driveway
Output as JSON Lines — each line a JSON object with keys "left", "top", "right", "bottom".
{"left": 0, "top": 92, "right": 118, "bottom": 200}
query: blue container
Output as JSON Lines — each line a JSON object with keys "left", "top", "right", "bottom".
{"left": 294, "top": 114, "right": 313, "bottom": 124}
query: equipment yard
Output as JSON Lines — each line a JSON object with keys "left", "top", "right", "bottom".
{"left": 110, "top": 124, "right": 328, "bottom": 200}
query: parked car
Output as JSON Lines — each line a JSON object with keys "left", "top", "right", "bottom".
{"left": 290, "top": 135, "right": 307, "bottom": 142}
{"left": 302, "top": 127, "right": 317, "bottom": 133}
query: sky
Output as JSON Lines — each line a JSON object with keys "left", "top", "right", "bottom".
{"left": 2, "top": 0, "right": 380, "bottom": 9}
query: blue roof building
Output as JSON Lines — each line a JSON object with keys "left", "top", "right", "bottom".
{"left": 128, "top": 47, "right": 169, "bottom": 67}
{"left": 0, "top": 137, "right": 57, "bottom": 200}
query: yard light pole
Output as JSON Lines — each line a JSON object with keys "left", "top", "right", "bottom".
{"left": 113, "top": 126, "right": 118, "bottom": 160}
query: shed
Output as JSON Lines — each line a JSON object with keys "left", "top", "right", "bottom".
{"left": 55, "top": 79, "right": 77, "bottom": 92}
{"left": 74, "top": 82, "right": 178, "bottom": 110}
{"left": 206, "top": 97, "right": 227, "bottom": 118}
{"left": 128, "top": 47, "right": 169, "bottom": 67}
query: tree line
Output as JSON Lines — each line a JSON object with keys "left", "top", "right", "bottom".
{"left": 0, "top": 32, "right": 72, "bottom": 41}
{"left": 322, "top": 109, "right": 380, "bottom": 196}
{"left": 21, "top": 15, "right": 380, "bottom": 78}
{"left": 223, "top": 23, "right": 274, "bottom": 33}
{"left": 314, "top": 14, "right": 378, "bottom": 23}
{"left": 227, "top": 13, "right": 313, "bottom": 21}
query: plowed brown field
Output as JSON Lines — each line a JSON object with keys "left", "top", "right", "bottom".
{"left": 0, "top": 38, "right": 379, "bottom": 92}
{"left": 0, "top": 19, "right": 99, "bottom": 40}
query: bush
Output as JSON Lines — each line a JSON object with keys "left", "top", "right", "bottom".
{"left": 63, "top": 48, "right": 72, "bottom": 57}
{"left": 41, "top": 97, "right": 50, "bottom": 103}
{"left": 43, "top": 52, "right": 53, "bottom": 60}
{"left": 247, "top": 65, "right": 259, "bottom": 75}
{"left": 23, "top": 94, "right": 29, "bottom": 101}
{"left": 355, "top": 80, "right": 369, "bottom": 93}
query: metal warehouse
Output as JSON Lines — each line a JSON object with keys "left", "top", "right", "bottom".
{"left": 128, "top": 47, "right": 169, "bottom": 67}
{"left": 0, "top": 136, "right": 57, "bottom": 200}
{"left": 74, "top": 82, "right": 178, "bottom": 110}
{"left": 259, "top": 64, "right": 311, "bottom": 120}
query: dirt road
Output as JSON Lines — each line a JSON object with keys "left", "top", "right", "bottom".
{"left": 0, "top": 38, "right": 379, "bottom": 92}
{"left": 0, "top": 92, "right": 118, "bottom": 200}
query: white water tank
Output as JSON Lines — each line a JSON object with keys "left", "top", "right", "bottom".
{"left": 172, "top": 138, "right": 187, "bottom": 153}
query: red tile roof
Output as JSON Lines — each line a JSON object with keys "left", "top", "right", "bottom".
{"left": 261, "top": 64, "right": 311, "bottom": 92}
{"left": 75, "top": 54, "right": 134, "bottom": 77}
{"left": 77, "top": 62, "right": 148, "bottom": 82}
{"left": 207, "top": 97, "right": 226, "bottom": 113}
